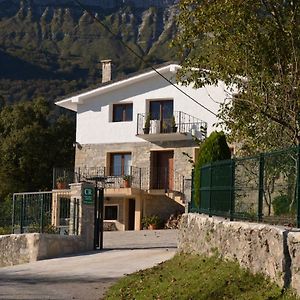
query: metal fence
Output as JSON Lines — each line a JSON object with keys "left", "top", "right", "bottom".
{"left": 12, "top": 190, "right": 79, "bottom": 235}
{"left": 190, "top": 146, "right": 300, "bottom": 227}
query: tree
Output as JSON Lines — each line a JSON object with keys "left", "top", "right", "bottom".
{"left": 194, "top": 131, "right": 231, "bottom": 206}
{"left": 174, "top": 0, "right": 300, "bottom": 154}
{"left": 0, "top": 98, "right": 75, "bottom": 199}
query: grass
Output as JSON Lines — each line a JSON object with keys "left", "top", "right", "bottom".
{"left": 104, "top": 254, "right": 299, "bottom": 300}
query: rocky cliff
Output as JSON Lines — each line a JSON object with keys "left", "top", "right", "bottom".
{"left": 0, "top": 0, "right": 178, "bottom": 103}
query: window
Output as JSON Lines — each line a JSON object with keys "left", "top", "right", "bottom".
{"left": 110, "top": 153, "right": 132, "bottom": 176}
{"left": 149, "top": 100, "right": 173, "bottom": 120}
{"left": 113, "top": 103, "right": 133, "bottom": 122}
{"left": 105, "top": 205, "right": 118, "bottom": 220}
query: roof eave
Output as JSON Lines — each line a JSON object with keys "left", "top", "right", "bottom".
{"left": 55, "top": 63, "right": 181, "bottom": 112}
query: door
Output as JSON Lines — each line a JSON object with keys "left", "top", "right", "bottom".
{"left": 151, "top": 151, "right": 174, "bottom": 190}
{"left": 128, "top": 199, "right": 135, "bottom": 230}
{"left": 149, "top": 100, "right": 173, "bottom": 133}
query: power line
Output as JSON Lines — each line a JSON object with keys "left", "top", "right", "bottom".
{"left": 73, "top": 0, "right": 218, "bottom": 117}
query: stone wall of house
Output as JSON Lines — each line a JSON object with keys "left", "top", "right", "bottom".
{"left": 0, "top": 233, "right": 88, "bottom": 267}
{"left": 178, "top": 213, "right": 300, "bottom": 293}
{"left": 75, "top": 140, "right": 196, "bottom": 180}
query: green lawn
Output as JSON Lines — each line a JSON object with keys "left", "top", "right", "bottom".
{"left": 104, "top": 254, "right": 299, "bottom": 300}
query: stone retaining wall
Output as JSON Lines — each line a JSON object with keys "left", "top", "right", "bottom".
{"left": 178, "top": 213, "right": 300, "bottom": 293}
{"left": 0, "top": 233, "right": 89, "bottom": 267}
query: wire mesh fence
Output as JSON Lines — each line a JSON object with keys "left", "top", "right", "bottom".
{"left": 190, "top": 146, "right": 299, "bottom": 227}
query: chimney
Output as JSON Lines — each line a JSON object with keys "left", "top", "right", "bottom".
{"left": 101, "top": 59, "right": 112, "bottom": 83}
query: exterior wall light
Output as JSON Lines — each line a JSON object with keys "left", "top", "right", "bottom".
{"left": 73, "top": 141, "right": 82, "bottom": 150}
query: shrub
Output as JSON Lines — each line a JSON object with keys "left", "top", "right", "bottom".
{"left": 144, "top": 113, "right": 151, "bottom": 129}
{"left": 272, "top": 194, "right": 295, "bottom": 216}
{"left": 141, "top": 215, "right": 162, "bottom": 229}
{"left": 194, "top": 131, "right": 231, "bottom": 206}
{"left": 0, "top": 226, "right": 11, "bottom": 235}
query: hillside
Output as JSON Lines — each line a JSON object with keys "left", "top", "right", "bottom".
{"left": 0, "top": 0, "right": 178, "bottom": 103}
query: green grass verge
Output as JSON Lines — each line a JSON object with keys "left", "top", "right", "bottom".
{"left": 104, "top": 254, "right": 299, "bottom": 300}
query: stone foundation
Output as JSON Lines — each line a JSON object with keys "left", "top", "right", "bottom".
{"left": 178, "top": 213, "right": 300, "bottom": 293}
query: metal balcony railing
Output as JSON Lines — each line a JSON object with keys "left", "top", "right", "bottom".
{"left": 136, "top": 111, "right": 207, "bottom": 140}
{"left": 53, "top": 166, "right": 186, "bottom": 195}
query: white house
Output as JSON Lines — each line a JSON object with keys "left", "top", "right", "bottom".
{"left": 56, "top": 61, "right": 230, "bottom": 230}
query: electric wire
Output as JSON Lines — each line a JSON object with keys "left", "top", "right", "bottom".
{"left": 72, "top": 0, "right": 218, "bottom": 117}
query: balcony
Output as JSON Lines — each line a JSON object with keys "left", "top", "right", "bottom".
{"left": 136, "top": 111, "right": 207, "bottom": 142}
{"left": 53, "top": 166, "right": 187, "bottom": 198}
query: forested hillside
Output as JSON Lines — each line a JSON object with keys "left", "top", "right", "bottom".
{"left": 0, "top": 1, "right": 178, "bottom": 212}
{"left": 0, "top": 0, "right": 177, "bottom": 103}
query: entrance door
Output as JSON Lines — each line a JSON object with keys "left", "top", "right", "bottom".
{"left": 151, "top": 151, "right": 174, "bottom": 190}
{"left": 128, "top": 199, "right": 135, "bottom": 230}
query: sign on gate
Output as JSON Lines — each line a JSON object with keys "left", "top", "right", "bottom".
{"left": 83, "top": 188, "right": 94, "bottom": 204}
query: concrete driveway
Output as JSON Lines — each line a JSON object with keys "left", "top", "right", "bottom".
{"left": 0, "top": 230, "right": 178, "bottom": 300}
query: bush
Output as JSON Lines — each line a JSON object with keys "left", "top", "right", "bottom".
{"left": 194, "top": 131, "right": 231, "bottom": 206}
{"left": 272, "top": 194, "right": 295, "bottom": 216}
{"left": 0, "top": 226, "right": 11, "bottom": 235}
{"left": 141, "top": 215, "right": 163, "bottom": 229}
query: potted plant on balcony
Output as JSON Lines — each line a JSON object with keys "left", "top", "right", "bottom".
{"left": 143, "top": 113, "right": 151, "bottom": 134}
{"left": 56, "top": 176, "right": 68, "bottom": 189}
{"left": 123, "top": 175, "right": 132, "bottom": 188}
{"left": 171, "top": 115, "right": 178, "bottom": 133}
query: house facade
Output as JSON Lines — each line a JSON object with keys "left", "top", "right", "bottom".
{"left": 56, "top": 61, "right": 230, "bottom": 231}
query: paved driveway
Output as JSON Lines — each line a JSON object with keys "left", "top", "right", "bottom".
{"left": 0, "top": 230, "right": 178, "bottom": 300}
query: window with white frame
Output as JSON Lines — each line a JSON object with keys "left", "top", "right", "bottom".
{"left": 104, "top": 205, "right": 118, "bottom": 220}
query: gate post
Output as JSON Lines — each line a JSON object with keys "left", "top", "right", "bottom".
{"left": 20, "top": 195, "right": 24, "bottom": 234}
{"left": 230, "top": 159, "right": 235, "bottom": 221}
{"left": 189, "top": 169, "right": 194, "bottom": 213}
{"left": 209, "top": 164, "right": 212, "bottom": 217}
{"left": 258, "top": 154, "right": 265, "bottom": 222}
{"left": 297, "top": 146, "right": 300, "bottom": 228}
{"left": 69, "top": 182, "right": 95, "bottom": 251}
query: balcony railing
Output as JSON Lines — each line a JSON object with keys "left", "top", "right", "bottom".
{"left": 136, "top": 111, "right": 207, "bottom": 140}
{"left": 53, "top": 166, "right": 186, "bottom": 195}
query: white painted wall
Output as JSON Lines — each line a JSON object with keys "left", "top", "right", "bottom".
{"left": 76, "top": 72, "right": 230, "bottom": 144}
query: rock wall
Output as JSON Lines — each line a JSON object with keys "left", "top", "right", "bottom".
{"left": 75, "top": 140, "right": 196, "bottom": 184}
{"left": 0, "top": 233, "right": 89, "bottom": 267}
{"left": 178, "top": 213, "right": 300, "bottom": 293}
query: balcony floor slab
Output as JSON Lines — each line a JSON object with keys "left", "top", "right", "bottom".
{"left": 136, "top": 132, "right": 191, "bottom": 142}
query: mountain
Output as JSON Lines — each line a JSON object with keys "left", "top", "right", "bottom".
{"left": 0, "top": 0, "right": 178, "bottom": 104}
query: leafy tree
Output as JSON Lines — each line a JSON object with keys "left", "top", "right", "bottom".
{"left": 0, "top": 98, "right": 75, "bottom": 200}
{"left": 174, "top": 0, "right": 300, "bottom": 154}
{"left": 194, "top": 131, "right": 231, "bottom": 206}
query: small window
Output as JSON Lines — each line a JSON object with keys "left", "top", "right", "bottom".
{"left": 105, "top": 205, "right": 118, "bottom": 220}
{"left": 113, "top": 103, "right": 133, "bottom": 122}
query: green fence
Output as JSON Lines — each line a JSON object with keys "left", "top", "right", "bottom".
{"left": 12, "top": 190, "right": 79, "bottom": 235}
{"left": 190, "top": 146, "right": 300, "bottom": 227}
